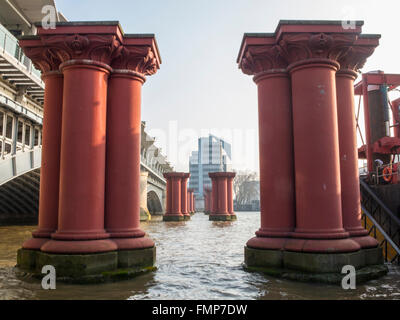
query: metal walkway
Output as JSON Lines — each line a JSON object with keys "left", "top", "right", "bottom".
{"left": 360, "top": 179, "right": 400, "bottom": 264}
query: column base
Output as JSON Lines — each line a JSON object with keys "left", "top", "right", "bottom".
{"left": 183, "top": 214, "right": 191, "bottom": 221}
{"left": 163, "top": 214, "right": 184, "bottom": 221}
{"left": 244, "top": 246, "right": 387, "bottom": 284}
{"left": 16, "top": 246, "right": 156, "bottom": 284}
{"left": 284, "top": 238, "right": 361, "bottom": 253}
{"left": 40, "top": 239, "right": 118, "bottom": 254}
{"left": 230, "top": 214, "right": 237, "bottom": 221}
{"left": 209, "top": 214, "right": 231, "bottom": 221}
{"left": 111, "top": 237, "right": 155, "bottom": 250}
{"left": 351, "top": 235, "right": 379, "bottom": 249}
{"left": 22, "top": 237, "right": 51, "bottom": 250}
{"left": 247, "top": 236, "right": 289, "bottom": 250}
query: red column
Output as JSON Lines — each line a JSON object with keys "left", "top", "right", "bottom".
{"left": 239, "top": 43, "right": 295, "bottom": 248}
{"left": 207, "top": 189, "right": 212, "bottom": 214}
{"left": 209, "top": 172, "right": 231, "bottom": 221}
{"left": 163, "top": 173, "right": 184, "bottom": 221}
{"left": 166, "top": 177, "right": 172, "bottom": 213}
{"left": 187, "top": 189, "right": 194, "bottom": 214}
{"left": 285, "top": 58, "right": 359, "bottom": 252}
{"left": 41, "top": 60, "right": 117, "bottom": 254}
{"left": 211, "top": 178, "right": 218, "bottom": 214}
{"left": 204, "top": 188, "right": 211, "bottom": 214}
{"left": 32, "top": 25, "right": 124, "bottom": 254}
{"left": 337, "top": 69, "right": 367, "bottom": 238}
{"left": 192, "top": 192, "right": 196, "bottom": 212}
{"left": 226, "top": 173, "right": 236, "bottom": 220}
{"left": 19, "top": 38, "right": 64, "bottom": 250}
{"left": 336, "top": 39, "right": 379, "bottom": 248}
{"left": 187, "top": 190, "right": 191, "bottom": 214}
{"left": 181, "top": 173, "right": 191, "bottom": 220}
{"left": 105, "top": 70, "right": 146, "bottom": 244}
{"left": 190, "top": 189, "right": 194, "bottom": 214}
{"left": 104, "top": 39, "right": 159, "bottom": 249}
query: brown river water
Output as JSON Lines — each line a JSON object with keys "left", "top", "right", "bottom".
{"left": 1, "top": 211, "right": 400, "bottom": 300}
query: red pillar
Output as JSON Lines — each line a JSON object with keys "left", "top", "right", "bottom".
{"left": 105, "top": 39, "right": 159, "bottom": 249}
{"left": 181, "top": 173, "right": 191, "bottom": 220}
{"left": 211, "top": 178, "right": 218, "bottom": 214}
{"left": 166, "top": 177, "right": 172, "bottom": 214}
{"left": 204, "top": 187, "right": 211, "bottom": 214}
{"left": 239, "top": 43, "right": 295, "bottom": 248}
{"left": 163, "top": 172, "right": 184, "bottom": 221}
{"left": 191, "top": 190, "right": 194, "bottom": 213}
{"left": 207, "top": 189, "right": 212, "bottom": 214}
{"left": 238, "top": 21, "right": 384, "bottom": 277}
{"left": 286, "top": 58, "right": 360, "bottom": 252}
{"left": 37, "top": 27, "right": 124, "bottom": 253}
{"left": 187, "top": 190, "right": 191, "bottom": 214}
{"left": 187, "top": 189, "right": 194, "bottom": 214}
{"left": 192, "top": 192, "right": 196, "bottom": 212}
{"left": 226, "top": 173, "right": 236, "bottom": 220}
{"left": 336, "top": 39, "right": 379, "bottom": 249}
{"left": 41, "top": 59, "right": 116, "bottom": 253}
{"left": 209, "top": 172, "right": 232, "bottom": 221}
{"left": 19, "top": 40, "right": 64, "bottom": 250}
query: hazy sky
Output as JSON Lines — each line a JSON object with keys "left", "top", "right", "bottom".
{"left": 56, "top": 0, "right": 400, "bottom": 172}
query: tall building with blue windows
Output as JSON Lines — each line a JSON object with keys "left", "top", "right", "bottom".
{"left": 189, "top": 135, "right": 232, "bottom": 201}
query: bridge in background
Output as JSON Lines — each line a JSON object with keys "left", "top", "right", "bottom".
{"left": 0, "top": 103, "right": 172, "bottom": 223}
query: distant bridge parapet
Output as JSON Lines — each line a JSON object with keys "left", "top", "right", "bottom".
{"left": 0, "top": 117, "right": 172, "bottom": 223}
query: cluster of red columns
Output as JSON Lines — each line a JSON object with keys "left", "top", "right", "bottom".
{"left": 163, "top": 172, "right": 192, "bottom": 221}
{"left": 20, "top": 22, "right": 160, "bottom": 254}
{"left": 208, "top": 172, "right": 236, "bottom": 221}
{"left": 238, "top": 21, "right": 380, "bottom": 253}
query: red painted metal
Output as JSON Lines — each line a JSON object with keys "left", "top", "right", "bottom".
{"left": 209, "top": 172, "right": 235, "bottom": 219}
{"left": 254, "top": 70, "right": 295, "bottom": 240}
{"left": 336, "top": 67, "right": 378, "bottom": 248}
{"left": 18, "top": 39, "right": 64, "bottom": 250}
{"left": 163, "top": 172, "right": 185, "bottom": 219}
{"left": 188, "top": 188, "right": 195, "bottom": 213}
{"left": 18, "top": 36, "right": 64, "bottom": 250}
{"left": 181, "top": 173, "right": 191, "bottom": 219}
{"left": 237, "top": 21, "right": 381, "bottom": 253}
{"left": 391, "top": 98, "right": 400, "bottom": 138}
{"left": 226, "top": 173, "right": 236, "bottom": 217}
{"left": 355, "top": 72, "right": 400, "bottom": 173}
{"left": 105, "top": 36, "right": 158, "bottom": 249}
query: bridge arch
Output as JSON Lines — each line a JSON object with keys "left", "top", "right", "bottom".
{"left": 147, "top": 190, "right": 163, "bottom": 214}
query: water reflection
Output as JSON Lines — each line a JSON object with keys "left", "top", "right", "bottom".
{"left": 0, "top": 212, "right": 400, "bottom": 300}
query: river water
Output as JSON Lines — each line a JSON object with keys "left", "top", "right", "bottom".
{"left": 1, "top": 211, "right": 400, "bottom": 300}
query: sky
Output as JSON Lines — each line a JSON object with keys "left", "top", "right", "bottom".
{"left": 56, "top": 0, "right": 400, "bottom": 172}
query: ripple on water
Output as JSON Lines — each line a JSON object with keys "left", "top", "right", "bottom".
{"left": 1, "top": 213, "right": 400, "bottom": 300}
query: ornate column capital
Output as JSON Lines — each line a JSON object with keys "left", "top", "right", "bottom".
{"left": 336, "top": 35, "right": 380, "bottom": 72}
{"left": 19, "top": 37, "right": 63, "bottom": 74}
{"left": 240, "top": 44, "right": 288, "bottom": 75}
{"left": 110, "top": 35, "right": 161, "bottom": 76}
{"left": 39, "top": 33, "right": 121, "bottom": 66}
{"left": 277, "top": 32, "right": 358, "bottom": 65}
{"left": 28, "top": 22, "right": 126, "bottom": 68}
